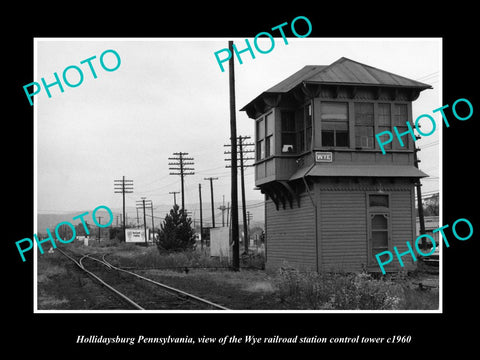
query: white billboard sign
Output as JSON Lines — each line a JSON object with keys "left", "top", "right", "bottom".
{"left": 125, "top": 228, "right": 150, "bottom": 243}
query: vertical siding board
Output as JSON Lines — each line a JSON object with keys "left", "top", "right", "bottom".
{"left": 319, "top": 190, "right": 367, "bottom": 272}
{"left": 265, "top": 193, "right": 316, "bottom": 270}
{"left": 390, "top": 189, "right": 417, "bottom": 271}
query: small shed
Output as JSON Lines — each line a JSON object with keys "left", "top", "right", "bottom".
{"left": 241, "top": 57, "right": 431, "bottom": 273}
{"left": 210, "top": 227, "right": 230, "bottom": 259}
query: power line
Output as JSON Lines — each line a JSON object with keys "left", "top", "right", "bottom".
{"left": 415, "top": 71, "right": 439, "bottom": 82}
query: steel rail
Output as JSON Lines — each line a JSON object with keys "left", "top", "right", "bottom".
{"left": 101, "top": 254, "right": 230, "bottom": 310}
{"left": 56, "top": 248, "right": 144, "bottom": 310}
{"left": 78, "top": 254, "right": 145, "bottom": 310}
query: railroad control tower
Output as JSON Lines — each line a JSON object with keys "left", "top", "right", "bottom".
{"left": 241, "top": 57, "right": 431, "bottom": 272}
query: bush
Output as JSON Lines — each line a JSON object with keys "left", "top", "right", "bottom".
{"left": 275, "top": 266, "right": 403, "bottom": 310}
{"left": 157, "top": 205, "right": 196, "bottom": 252}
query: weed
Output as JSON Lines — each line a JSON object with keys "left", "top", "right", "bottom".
{"left": 274, "top": 265, "right": 434, "bottom": 310}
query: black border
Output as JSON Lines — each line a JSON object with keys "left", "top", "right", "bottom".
{"left": 6, "top": 6, "right": 478, "bottom": 355}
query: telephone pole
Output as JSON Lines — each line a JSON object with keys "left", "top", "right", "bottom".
{"left": 198, "top": 183, "right": 204, "bottom": 249}
{"left": 218, "top": 195, "right": 226, "bottom": 227}
{"left": 414, "top": 145, "right": 426, "bottom": 238}
{"left": 114, "top": 176, "right": 133, "bottom": 242}
{"left": 247, "top": 211, "right": 252, "bottom": 226}
{"left": 150, "top": 201, "right": 155, "bottom": 241}
{"left": 97, "top": 216, "right": 102, "bottom": 242}
{"left": 228, "top": 40, "right": 239, "bottom": 271}
{"left": 136, "top": 197, "right": 152, "bottom": 246}
{"left": 169, "top": 191, "right": 180, "bottom": 206}
{"left": 169, "top": 152, "right": 194, "bottom": 211}
{"left": 225, "top": 135, "right": 255, "bottom": 253}
{"left": 204, "top": 177, "right": 218, "bottom": 228}
{"left": 226, "top": 202, "right": 230, "bottom": 227}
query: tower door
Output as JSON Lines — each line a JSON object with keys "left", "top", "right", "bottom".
{"left": 367, "top": 193, "right": 391, "bottom": 266}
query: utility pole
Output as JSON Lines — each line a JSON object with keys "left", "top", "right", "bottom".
{"left": 225, "top": 135, "right": 255, "bottom": 254}
{"left": 228, "top": 40, "right": 239, "bottom": 271}
{"left": 114, "top": 176, "right": 133, "bottom": 242}
{"left": 97, "top": 216, "right": 102, "bottom": 242}
{"left": 218, "top": 195, "right": 226, "bottom": 227}
{"left": 226, "top": 202, "right": 230, "bottom": 227}
{"left": 414, "top": 144, "right": 426, "bottom": 240}
{"left": 247, "top": 211, "right": 252, "bottom": 227}
{"left": 150, "top": 201, "right": 155, "bottom": 242}
{"left": 169, "top": 191, "right": 180, "bottom": 206}
{"left": 169, "top": 152, "right": 194, "bottom": 211}
{"left": 247, "top": 211, "right": 253, "bottom": 248}
{"left": 136, "top": 197, "right": 152, "bottom": 246}
{"left": 199, "top": 183, "right": 204, "bottom": 250}
{"left": 412, "top": 124, "right": 426, "bottom": 242}
{"left": 204, "top": 177, "right": 218, "bottom": 228}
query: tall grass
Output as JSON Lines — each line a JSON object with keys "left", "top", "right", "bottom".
{"left": 275, "top": 266, "right": 437, "bottom": 310}
{"left": 110, "top": 245, "right": 231, "bottom": 269}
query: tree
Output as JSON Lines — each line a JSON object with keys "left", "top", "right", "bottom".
{"left": 109, "top": 226, "right": 124, "bottom": 241}
{"left": 423, "top": 193, "right": 439, "bottom": 216}
{"left": 157, "top": 204, "right": 196, "bottom": 251}
{"left": 75, "top": 221, "right": 92, "bottom": 236}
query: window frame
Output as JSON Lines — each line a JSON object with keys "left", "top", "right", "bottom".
{"left": 296, "top": 102, "right": 313, "bottom": 153}
{"left": 280, "top": 110, "right": 297, "bottom": 154}
{"left": 393, "top": 103, "right": 410, "bottom": 150}
{"left": 354, "top": 102, "right": 375, "bottom": 149}
{"left": 377, "top": 103, "right": 392, "bottom": 150}
{"left": 367, "top": 192, "right": 391, "bottom": 266}
{"left": 320, "top": 101, "right": 349, "bottom": 148}
{"left": 256, "top": 110, "right": 274, "bottom": 161}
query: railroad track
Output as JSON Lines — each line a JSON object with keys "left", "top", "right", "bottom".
{"left": 56, "top": 248, "right": 229, "bottom": 311}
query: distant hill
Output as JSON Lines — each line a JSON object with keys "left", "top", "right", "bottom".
{"left": 37, "top": 200, "right": 265, "bottom": 234}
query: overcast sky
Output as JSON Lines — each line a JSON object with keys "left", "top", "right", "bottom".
{"left": 35, "top": 38, "right": 441, "bottom": 215}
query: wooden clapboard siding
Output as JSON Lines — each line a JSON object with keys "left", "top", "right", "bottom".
{"left": 318, "top": 190, "right": 367, "bottom": 272}
{"left": 265, "top": 193, "right": 317, "bottom": 270}
{"left": 264, "top": 180, "right": 417, "bottom": 273}
{"left": 388, "top": 189, "right": 417, "bottom": 271}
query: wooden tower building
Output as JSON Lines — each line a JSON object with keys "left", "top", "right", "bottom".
{"left": 241, "top": 57, "right": 432, "bottom": 272}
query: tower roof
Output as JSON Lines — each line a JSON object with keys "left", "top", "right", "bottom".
{"left": 241, "top": 57, "right": 432, "bottom": 112}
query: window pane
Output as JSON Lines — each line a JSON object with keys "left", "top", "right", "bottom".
{"left": 369, "top": 194, "right": 389, "bottom": 207}
{"left": 372, "top": 231, "right": 388, "bottom": 249}
{"left": 355, "top": 125, "right": 374, "bottom": 148}
{"left": 378, "top": 126, "right": 392, "bottom": 149}
{"left": 372, "top": 214, "right": 388, "bottom": 230}
{"left": 393, "top": 104, "right": 408, "bottom": 126}
{"left": 257, "top": 119, "right": 265, "bottom": 139}
{"left": 336, "top": 131, "right": 349, "bottom": 147}
{"left": 355, "top": 103, "right": 374, "bottom": 126}
{"left": 378, "top": 103, "right": 391, "bottom": 126}
{"left": 322, "top": 130, "right": 334, "bottom": 146}
{"left": 281, "top": 133, "right": 296, "bottom": 153}
{"left": 393, "top": 125, "right": 410, "bottom": 149}
{"left": 296, "top": 108, "right": 305, "bottom": 152}
{"left": 298, "top": 129, "right": 305, "bottom": 152}
{"left": 266, "top": 113, "right": 274, "bottom": 136}
{"left": 257, "top": 140, "right": 265, "bottom": 160}
{"left": 321, "top": 102, "right": 348, "bottom": 120}
{"left": 266, "top": 136, "right": 274, "bottom": 157}
{"left": 281, "top": 111, "right": 295, "bottom": 131}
